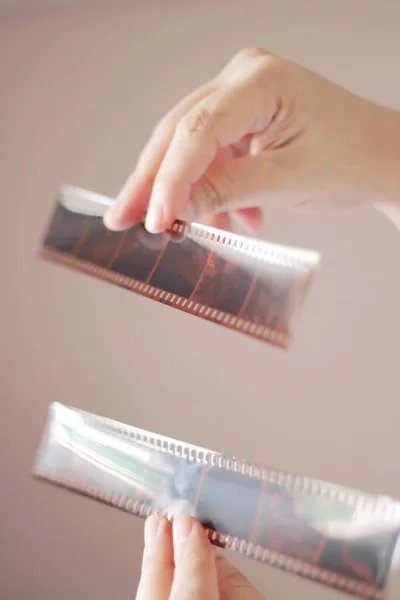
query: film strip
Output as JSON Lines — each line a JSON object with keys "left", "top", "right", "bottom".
{"left": 33, "top": 403, "right": 400, "bottom": 600}
{"left": 39, "top": 185, "right": 321, "bottom": 348}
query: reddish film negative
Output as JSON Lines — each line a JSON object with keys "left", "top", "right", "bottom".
{"left": 34, "top": 403, "right": 400, "bottom": 600}
{"left": 39, "top": 185, "right": 321, "bottom": 348}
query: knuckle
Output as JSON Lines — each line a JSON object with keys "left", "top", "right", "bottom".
{"left": 223, "top": 47, "right": 286, "bottom": 88}
{"left": 254, "top": 53, "right": 280, "bottom": 74}
{"left": 153, "top": 171, "right": 179, "bottom": 192}
{"left": 255, "top": 53, "right": 289, "bottom": 80}
{"left": 217, "top": 47, "right": 269, "bottom": 82}
{"left": 176, "top": 106, "right": 216, "bottom": 140}
{"left": 234, "top": 46, "right": 268, "bottom": 63}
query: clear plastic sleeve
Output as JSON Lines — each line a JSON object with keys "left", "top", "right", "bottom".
{"left": 33, "top": 403, "right": 400, "bottom": 600}
{"left": 39, "top": 185, "right": 321, "bottom": 348}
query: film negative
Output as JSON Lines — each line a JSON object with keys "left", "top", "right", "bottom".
{"left": 34, "top": 403, "right": 400, "bottom": 600}
{"left": 39, "top": 185, "right": 321, "bottom": 348}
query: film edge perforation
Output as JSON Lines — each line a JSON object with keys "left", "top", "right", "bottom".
{"left": 32, "top": 468, "right": 385, "bottom": 600}
{"left": 39, "top": 246, "right": 290, "bottom": 348}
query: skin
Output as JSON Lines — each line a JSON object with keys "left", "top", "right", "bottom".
{"left": 108, "top": 48, "right": 400, "bottom": 598}
{"left": 103, "top": 48, "right": 400, "bottom": 236}
{"left": 137, "top": 514, "right": 264, "bottom": 600}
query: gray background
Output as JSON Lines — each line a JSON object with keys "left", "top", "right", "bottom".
{"left": 1, "top": 1, "right": 400, "bottom": 599}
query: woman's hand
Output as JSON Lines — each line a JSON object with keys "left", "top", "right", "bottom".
{"left": 136, "top": 514, "right": 264, "bottom": 600}
{"left": 104, "top": 48, "right": 400, "bottom": 234}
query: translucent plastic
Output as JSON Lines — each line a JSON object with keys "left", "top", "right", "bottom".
{"left": 34, "top": 403, "right": 400, "bottom": 600}
{"left": 39, "top": 185, "right": 321, "bottom": 348}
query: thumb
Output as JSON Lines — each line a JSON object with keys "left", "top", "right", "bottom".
{"left": 188, "top": 152, "right": 299, "bottom": 219}
{"left": 170, "top": 516, "right": 219, "bottom": 600}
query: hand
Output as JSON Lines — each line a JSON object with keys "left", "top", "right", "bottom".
{"left": 136, "top": 514, "right": 264, "bottom": 600}
{"left": 104, "top": 47, "right": 400, "bottom": 234}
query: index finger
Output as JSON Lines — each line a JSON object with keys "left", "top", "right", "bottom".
{"left": 104, "top": 84, "right": 214, "bottom": 231}
{"left": 145, "top": 78, "right": 276, "bottom": 233}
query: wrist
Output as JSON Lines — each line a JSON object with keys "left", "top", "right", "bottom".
{"left": 369, "top": 106, "right": 400, "bottom": 229}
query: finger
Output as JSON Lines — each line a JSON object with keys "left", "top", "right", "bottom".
{"left": 215, "top": 551, "right": 264, "bottom": 600}
{"left": 189, "top": 149, "right": 301, "bottom": 218}
{"left": 215, "top": 47, "right": 270, "bottom": 86}
{"left": 231, "top": 207, "right": 264, "bottom": 233}
{"left": 145, "top": 76, "right": 278, "bottom": 233}
{"left": 189, "top": 154, "right": 266, "bottom": 218}
{"left": 109, "top": 49, "right": 263, "bottom": 228}
{"left": 199, "top": 209, "right": 263, "bottom": 235}
{"left": 170, "top": 516, "right": 219, "bottom": 600}
{"left": 200, "top": 211, "right": 233, "bottom": 232}
{"left": 136, "top": 515, "right": 174, "bottom": 600}
{"left": 104, "top": 83, "right": 216, "bottom": 231}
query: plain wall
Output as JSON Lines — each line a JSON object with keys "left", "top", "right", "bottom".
{"left": 1, "top": 1, "right": 400, "bottom": 599}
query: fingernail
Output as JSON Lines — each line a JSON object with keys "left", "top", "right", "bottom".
{"left": 104, "top": 201, "right": 117, "bottom": 218}
{"left": 145, "top": 202, "right": 165, "bottom": 233}
{"left": 173, "top": 515, "right": 193, "bottom": 543}
{"left": 104, "top": 201, "right": 124, "bottom": 228}
{"left": 144, "top": 514, "right": 161, "bottom": 545}
{"left": 145, "top": 185, "right": 166, "bottom": 233}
